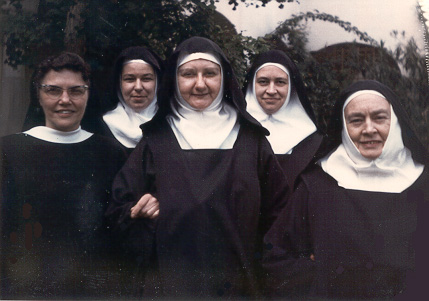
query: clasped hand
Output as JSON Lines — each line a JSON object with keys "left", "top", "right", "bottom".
{"left": 130, "top": 193, "right": 159, "bottom": 219}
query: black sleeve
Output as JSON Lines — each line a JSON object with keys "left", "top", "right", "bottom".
{"left": 262, "top": 179, "right": 315, "bottom": 298}
{"left": 105, "top": 138, "right": 157, "bottom": 263}
{"left": 257, "top": 136, "right": 290, "bottom": 235}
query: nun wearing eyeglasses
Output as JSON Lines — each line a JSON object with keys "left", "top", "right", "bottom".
{"left": 262, "top": 80, "right": 429, "bottom": 299}
{"left": 1, "top": 53, "right": 127, "bottom": 299}
{"left": 94, "top": 46, "right": 164, "bottom": 154}
{"left": 243, "top": 50, "right": 323, "bottom": 190}
{"left": 107, "top": 37, "right": 289, "bottom": 298}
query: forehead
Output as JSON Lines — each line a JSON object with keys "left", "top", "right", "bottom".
{"left": 344, "top": 94, "right": 390, "bottom": 114}
{"left": 256, "top": 65, "right": 288, "bottom": 78}
{"left": 122, "top": 62, "right": 154, "bottom": 75}
{"left": 41, "top": 69, "right": 85, "bottom": 84}
{"left": 178, "top": 59, "right": 220, "bottom": 70}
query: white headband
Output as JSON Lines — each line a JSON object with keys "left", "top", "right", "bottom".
{"left": 123, "top": 59, "right": 149, "bottom": 66}
{"left": 255, "top": 63, "right": 289, "bottom": 81}
{"left": 343, "top": 90, "right": 386, "bottom": 111}
{"left": 177, "top": 52, "right": 221, "bottom": 68}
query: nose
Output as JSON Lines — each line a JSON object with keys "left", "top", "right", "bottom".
{"left": 363, "top": 119, "right": 377, "bottom": 134}
{"left": 195, "top": 73, "right": 206, "bottom": 90}
{"left": 135, "top": 79, "right": 143, "bottom": 91}
{"left": 58, "top": 90, "right": 71, "bottom": 104}
{"left": 266, "top": 82, "right": 277, "bottom": 94}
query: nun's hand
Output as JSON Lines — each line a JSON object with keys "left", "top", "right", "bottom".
{"left": 130, "top": 193, "right": 159, "bottom": 219}
{"left": 310, "top": 254, "right": 315, "bottom": 261}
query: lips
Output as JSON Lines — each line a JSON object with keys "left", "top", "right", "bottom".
{"left": 263, "top": 98, "right": 281, "bottom": 103}
{"left": 55, "top": 110, "right": 74, "bottom": 114}
{"left": 360, "top": 140, "right": 382, "bottom": 148}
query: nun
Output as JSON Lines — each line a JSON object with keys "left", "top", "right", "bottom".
{"left": 0, "top": 52, "right": 127, "bottom": 299}
{"left": 97, "top": 46, "right": 163, "bottom": 153}
{"left": 243, "top": 50, "right": 323, "bottom": 189}
{"left": 262, "top": 80, "right": 428, "bottom": 299}
{"left": 106, "top": 37, "right": 290, "bottom": 298}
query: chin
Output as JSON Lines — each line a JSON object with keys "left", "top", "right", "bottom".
{"left": 360, "top": 151, "right": 382, "bottom": 160}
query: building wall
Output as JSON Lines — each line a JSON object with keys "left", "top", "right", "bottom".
{"left": 0, "top": 0, "right": 38, "bottom": 137}
{"left": 0, "top": 48, "right": 31, "bottom": 137}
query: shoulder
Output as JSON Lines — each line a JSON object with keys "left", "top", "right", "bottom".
{"left": 84, "top": 134, "right": 128, "bottom": 161}
{"left": 298, "top": 164, "right": 334, "bottom": 191}
{"left": 1, "top": 133, "right": 31, "bottom": 152}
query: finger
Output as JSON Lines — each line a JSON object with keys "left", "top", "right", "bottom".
{"left": 146, "top": 196, "right": 159, "bottom": 207}
{"left": 130, "top": 194, "right": 152, "bottom": 218}
{"left": 145, "top": 203, "right": 160, "bottom": 218}
{"left": 151, "top": 209, "right": 160, "bottom": 219}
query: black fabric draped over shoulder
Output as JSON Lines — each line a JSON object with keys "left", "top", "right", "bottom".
{"left": 242, "top": 50, "right": 324, "bottom": 189}
{"left": 262, "top": 80, "right": 429, "bottom": 299}
{"left": 107, "top": 37, "right": 290, "bottom": 298}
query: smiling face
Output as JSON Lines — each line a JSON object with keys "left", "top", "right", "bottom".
{"left": 254, "top": 65, "right": 289, "bottom": 114}
{"left": 38, "top": 69, "right": 88, "bottom": 132}
{"left": 120, "top": 62, "right": 156, "bottom": 111}
{"left": 344, "top": 94, "right": 391, "bottom": 160}
{"left": 177, "top": 59, "right": 222, "bottom": 110}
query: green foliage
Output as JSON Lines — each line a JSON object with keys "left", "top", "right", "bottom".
{"left": 263, "top": 9, "right": 428, "bottom": 147}
{"left": 1, "top": 0, "right": 427, "bottom": 146}
{"left": 226, "top": 0, "right": 295, "bottom": 10}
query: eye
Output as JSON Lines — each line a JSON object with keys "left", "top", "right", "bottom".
{"left": 349, "top": 118, "right": 363, "bottom": 125}
{"left": 40, "top": 85, "right": 62, "bottom": 97}
{"left": 69, "top": 86, "right": 87, "bottom": 97}
{"left": 46, "top": 86, "right": 61, "bottom": 93}
{"left": 256, "top": 79, "right": 268, "bottom": 85}
{"left": 123, "top": 76, "right": 135, "bottom": 82}
{"left": 179, "top": 71, "right": 195, "bottom": 77}
{"left": 142, "top": 77, "right": 154, "bottom": 82}
{"left": 276, "top": 80, "right": 288, "bottom": 86}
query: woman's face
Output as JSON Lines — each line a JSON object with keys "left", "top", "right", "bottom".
{"left": 177, "top": 59, "right": 221, "bottom": 110}
{"left": 120, "top": 62, "right": 156, "bottom": 111}
{"left": 344, "top": 94, "right": 391, "bottom": 160}
{"left": 254, "top": 65, "right": 289, "bottom": 114}
{"left": 38, "top": 69, "right": 88, "bottom": 132}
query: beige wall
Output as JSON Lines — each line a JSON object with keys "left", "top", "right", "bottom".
{"left": 0, "top": 0, "right": 38, "bottom": 137}
{"left": 0, "top": 48, "right": 31, "bottom": 137}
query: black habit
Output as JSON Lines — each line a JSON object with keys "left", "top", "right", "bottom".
{"left": 263, "top": 80, "right": 429, "bottom": 299}
{"left": 106, "top": 37, "right": 290, "bottom": 298}
{"left": 243, "top": 50, "right": 323, "bottom": 189}
{"left": 0, "top": 133, "right": 127, "bottom": 299}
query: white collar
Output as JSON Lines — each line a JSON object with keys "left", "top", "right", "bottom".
{"left": 319, "top": 92, "right": 424, "bottom": 193}
{"left": 24, "top": 126, "right": 93, "bottom": 144}
{"left": 245, "top": 63, "right": 316, "bottom": 154}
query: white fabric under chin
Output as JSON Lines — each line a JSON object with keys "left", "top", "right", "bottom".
{"left": 245, "top": 63, "right": 316, "bottom": 154}
{"left": 168, "top": 52, "right": 239, "bottom": 150}
{"left": 319, "top": 91, "right": 424, "bottom": 193}
{"left": 103, "top": 59, "right": 158, "bottom": 148}
{"left": 103, "top": 99, "right": 157, "bottom": 148}
{"left": 24, "top": 126, "right": 93, "bottom": 144}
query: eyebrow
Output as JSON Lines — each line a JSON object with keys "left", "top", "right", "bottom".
{"left": 122, "top": 73, "right": 154, "bottom": 77}
{"left": 256, "top": 76, "right": 288, "bottom": 80}
{"left": 178, "top": 67, "right": 220, "bottom": 73}
{"left": 346, "top": 109, "right": 390, "bottom": 119}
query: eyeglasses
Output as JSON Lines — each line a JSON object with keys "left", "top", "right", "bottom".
{"left": 39, "top": 84, "right": 89, "bottom": 100}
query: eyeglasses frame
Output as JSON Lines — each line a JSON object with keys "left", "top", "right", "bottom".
{"left": 38, "top": 84, "right": 89, "bottom": 100}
